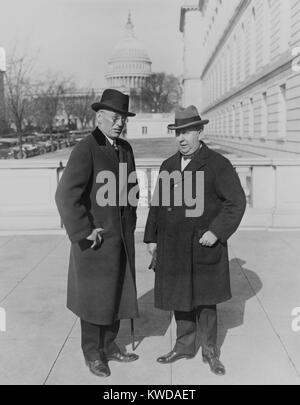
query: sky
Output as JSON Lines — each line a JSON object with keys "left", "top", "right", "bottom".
{"left": 0, "top": 0, "right": 185, "bottom": 88}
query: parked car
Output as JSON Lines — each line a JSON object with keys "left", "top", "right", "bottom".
{"left": 0, "top": 143, "right": 11, "bottom": 159}
{"left": 36, "top": 141, "right": 52, "bottom": 154}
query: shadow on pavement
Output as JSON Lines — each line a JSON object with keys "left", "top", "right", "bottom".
{"left": 118, "top": 258, "right": 262, "bottom": 355}
{"left": 117, "top": 288, "right": 172, "bottom": 352}
{"left": 216, "top": 258, "right": 263, "bottom": 352}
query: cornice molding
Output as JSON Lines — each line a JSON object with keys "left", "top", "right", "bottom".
{"left": 201, "top": 0, "right": 250, "bottom": 79}
{"left": 180, "top": 4, "right": 200, "bottom": 33}
{"left": 202, "top": 51, "right": 293, "bottom": 115}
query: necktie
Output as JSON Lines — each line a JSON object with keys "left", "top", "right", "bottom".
{"left": 113, "top": 140, "right": 119, "bottom": 160}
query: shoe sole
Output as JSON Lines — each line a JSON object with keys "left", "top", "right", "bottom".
{"left": 157, "top": 355, "right": 194, "bottom": 364}
{"left": 89, "top": 369, "right": 111, "bottom": 378}
{"left": 202, "top": 357, "right": 226, "bottom": 376}
{"left": 106, "top": 357, "right": 139, "bottom": 363}
{"left": 85, "top": 360, "right": 111, "bottom": 377}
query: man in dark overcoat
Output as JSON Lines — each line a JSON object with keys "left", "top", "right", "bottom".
{"left": 55, "top": 89, "right": 140, "bottom": 377}
{"left": 144, "top": 106, "right": 246, "bottom": 376}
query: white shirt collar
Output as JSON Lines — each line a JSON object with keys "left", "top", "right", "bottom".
{"left": 104, "top": 134, "right": 114, "bottom": 146}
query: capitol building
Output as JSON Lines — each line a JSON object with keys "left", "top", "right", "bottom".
{"left": 105, "top": 13, "right": 152, "bottom": 92}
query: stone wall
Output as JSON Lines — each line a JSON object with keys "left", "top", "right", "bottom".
{"left": 181, "top": 0, "right": 300, "bottom": 157}
{"left": 0, "top": 71, "right": 6, "bottom": 134}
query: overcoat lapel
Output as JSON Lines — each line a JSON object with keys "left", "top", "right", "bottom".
{"left": 169, "top": 142, "right": 210, "bottom": 189}
{"left": 116, "top": 138, "right": 127, "bottom": 163}
{"left": 92, "top": 127, "right": 119, "bottom": 173}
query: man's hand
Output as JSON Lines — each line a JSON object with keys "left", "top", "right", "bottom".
{"left": 87, "top": 228, "right": 104, "bottom": 250}
{"left": 199, "top": 231, "right": 218, "bottom": 247}
{"left": 147, "top": 243, "right": 157, "bottom": 256}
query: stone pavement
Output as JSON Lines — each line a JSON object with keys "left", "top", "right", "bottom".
{"left": 0, "top": 231, "right": 299, "bottom": 385}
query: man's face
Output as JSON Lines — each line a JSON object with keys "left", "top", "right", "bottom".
{"left": 175, "top": 128, "right": 202, "bottom": 156}
{"left": 97, "top": 110, "right": 127, "bottom": 139}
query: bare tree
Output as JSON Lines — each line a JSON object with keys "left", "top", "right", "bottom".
{"left": 35, "top": 75, "right": 69, "bottom": 151}
{"left": 61, "top": 81, "right": 78, "bottom": 127}
{"left": 141, "top": 73, "right": 182, "bottom": 113}
{"left": 5, "top": 49, "right": 36, "bottom": 157}
{"left": 73, "top": 90, "right": 96, "bottom": 129}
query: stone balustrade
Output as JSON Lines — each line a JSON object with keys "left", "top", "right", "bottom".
{"left": 0, "top": 157, "right": 300, "bottom": 231}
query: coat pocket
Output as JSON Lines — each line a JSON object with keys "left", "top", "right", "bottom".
{"left": 193, "top": 228, "right": 222, "bottom": 265}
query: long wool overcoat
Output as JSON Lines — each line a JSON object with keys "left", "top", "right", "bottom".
{"left": 55, "top": 128, "right": 139, "bottom": 324}
{"left": 144, "top": 142, "right": 247, "bottom": 312}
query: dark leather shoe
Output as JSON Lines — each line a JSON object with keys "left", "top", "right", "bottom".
{"left": 203, "top": 354, "right": 226, "bottom": 376}
{"left": 85, "top": 359, "right": 111, "bottom": 377}
{"left": 157, "top": 350, "right": 194, "bottom": 364}
{"left": 106, "top": 351, "right": 139, "bottom": 363}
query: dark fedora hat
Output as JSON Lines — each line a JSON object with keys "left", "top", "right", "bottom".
{"left": 168, "top": 105, "right": 209, "bottom": 131}
{"left": 91, "top": 89, "right": 136, "bottom": 117}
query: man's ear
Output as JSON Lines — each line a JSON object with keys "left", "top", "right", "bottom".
{"left": 96, "top": 111, "right": 102, "bottom": 125}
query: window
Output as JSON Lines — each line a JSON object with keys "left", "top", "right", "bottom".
{"left": 278, "top": 84, "right": 287, "bottom": 140}
{"left": 250, "top": 7, "right": 256, "bottom": 74}
{"left": 239, "top": 102, "right": 244, "bottom": 138}
{"left": 240, "top": 24, "right": 246, "bottom": 81}
{"left": 249, "top": 97, "right": 254, "bottom": 138}
{"left": 263, "top": 0, "right": 271, "bottom": 66}
{"left": 280, "top": 1, "right": 291, "bottom": 53}
{"left": 233, "top": 36, "right": 237, "bottom": 87}
{"left": 261, "top": 92, "right": 268, "bottom": 139}
{"left": 230, "top": 105, "right": 236, "bottom": 137}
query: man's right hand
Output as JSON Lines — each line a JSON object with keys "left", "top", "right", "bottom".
{"left": 87, "top": 228, "right": 103, "bottom": 250}
{"left": 147, "top": 243, "right": 157, "bottom": 256}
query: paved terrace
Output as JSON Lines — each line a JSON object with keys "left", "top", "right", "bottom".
{"left": 0, "top": 230, "right": 299, "bottom": 385}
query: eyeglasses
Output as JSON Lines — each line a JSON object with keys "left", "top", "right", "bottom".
{"left": 103, "top": 112, "right": 128, "bottom": 125}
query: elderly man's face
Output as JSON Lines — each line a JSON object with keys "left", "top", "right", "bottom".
{"left": 175, "top": 128, "right": 202, "bottom": 156}
{"left": 97, "top": 110, "right": 127, "bottom": 139}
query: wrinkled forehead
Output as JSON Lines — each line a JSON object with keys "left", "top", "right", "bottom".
{"left": 175, "top": 128, "right": 203, "bottom": 136}
{"left": 99, "top": 109, "right": 125, "bottom": 118}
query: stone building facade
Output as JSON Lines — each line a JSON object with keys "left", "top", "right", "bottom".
{"left": 0, "top": 47, "right": 6, "bottom": 134}
{"left": 180, "top": 0, "right": 300, "bottom": 157}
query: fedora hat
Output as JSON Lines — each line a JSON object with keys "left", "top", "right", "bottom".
{"left": 168, "top": 105, "right": 209, "bottom": 131}
{"left": 91, "top": 89, "right": 136, "bottom": 117}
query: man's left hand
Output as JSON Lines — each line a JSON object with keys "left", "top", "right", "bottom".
{"left": 199, "top": 231, "right": 218, "bottom": 247}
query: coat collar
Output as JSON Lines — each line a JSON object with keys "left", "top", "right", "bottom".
{"left": 92, "top": 127, "right": 106, "bottom": 146}
{"left": 92, "top": 127, "right": 120, "bottom": 170}
{"left": 168, "top": 141, "right": 211, "bottom": 188}
{"left": 170, "top": 141, "right": 210, "bottom": 173}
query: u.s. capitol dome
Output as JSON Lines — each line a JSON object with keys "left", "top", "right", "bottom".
{"left": 106, "top": 13, "right": 152, "bottom": 90}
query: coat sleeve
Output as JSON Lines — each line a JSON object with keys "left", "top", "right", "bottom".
{"left": 55, "top": 141, "right": 94, "bottom": 243}
{"left": 143, "top": 164, "right": 164, "bottom": 244}
{"left": 144, "top": 205, "right": 159, "bottom": 243}
{"left": 209, "top": 159, "right": 247, "bottom": 243}
{"left": 129, "top": 145, "right": 140, "bottom": 216}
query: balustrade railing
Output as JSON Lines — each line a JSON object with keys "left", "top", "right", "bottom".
{"left": 0, "top": 157, "right": 300, "bottom": 229}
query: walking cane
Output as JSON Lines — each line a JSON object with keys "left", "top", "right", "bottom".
{"left": 131, "top": 319, "right": 135, "bottom": 351}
